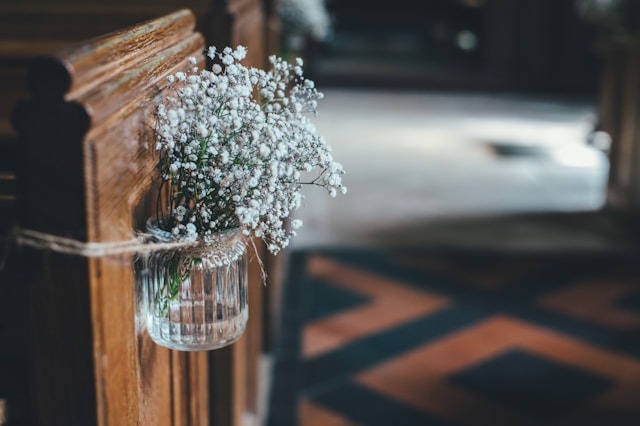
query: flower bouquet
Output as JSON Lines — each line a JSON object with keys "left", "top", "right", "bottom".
{"left": 141, "top": 46, "right": 345, "bottom": 351}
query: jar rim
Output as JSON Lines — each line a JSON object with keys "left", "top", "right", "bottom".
{"left": 147, "top": 216, "right": 246, "bottom": 257}
{"left": 145, "top": 217, "right": 246, "bottom": 262}
{"left": 145, "top": 216, "right": 242, "bottom": 244}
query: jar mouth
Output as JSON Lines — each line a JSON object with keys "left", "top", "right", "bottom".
{"left": 145, "top": 217, "right": 241, "bottom": 242}
{"left": 145, "top": 217, "right": 246, "bottom": 264}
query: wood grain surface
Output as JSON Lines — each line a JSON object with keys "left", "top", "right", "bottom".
{"left": 10, "top": 10, "right": 206, "bottom": 425}
{"left": 3, "top": 4, "right": 276, "bottom": 424}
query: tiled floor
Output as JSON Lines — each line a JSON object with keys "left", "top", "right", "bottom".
{"left": 270, "top": 249, "right": 640, "bottom": 426}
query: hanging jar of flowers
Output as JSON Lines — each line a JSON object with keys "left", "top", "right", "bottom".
{"left": 139, "top": 46, "right": 345, "bottom": 351}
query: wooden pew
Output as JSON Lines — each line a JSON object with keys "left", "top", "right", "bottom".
{"left": 0, "top": 1, "right": 214, "bottom": 160}
{"left": 1, "top": 8, "right": 270, "bottom": 425}
{"left": 601, "top": 38, "right": 640, "bottom": 213}
{"left": 0, "top": 3, "right": 215, "bottom": 258}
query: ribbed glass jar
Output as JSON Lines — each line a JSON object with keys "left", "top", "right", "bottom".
{"left": 139, "top": 219, "right": 248, "bottom": 351}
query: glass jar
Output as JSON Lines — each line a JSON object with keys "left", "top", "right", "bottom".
{"left": 138, "top": 219, "right": 248, "bottom": 351}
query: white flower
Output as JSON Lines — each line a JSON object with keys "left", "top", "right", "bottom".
{"left": 259, "top": 144, "right": 271, "bottom": 157}
{"left": 222, "top": 54, "right": 234, "bottom": 65}
{"left": 227, "top": 64, "right": 238, "bottom": 75}
{"left": 197, "top": 123, "right": 209, "bottom": 137}
{"left": 167, "top": 110, "right": 179, "bottom": 127}
{"left": 154, "top": 45, "right": 346, "bottom": 253}
{"left": 233, "top": 45, "right": 247, "bottom": 60}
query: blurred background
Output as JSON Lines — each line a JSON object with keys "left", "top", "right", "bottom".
{"left": 285, "top": 0, "right": 637, "bottom": 248}
{"left": 272, "top": 1, "right": 640, "bottom": 426}
{"left": 2, "top": 0, "right": 640, "bottom": 425}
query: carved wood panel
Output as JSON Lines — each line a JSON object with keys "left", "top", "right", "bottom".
{"left": 10, "top": 10, "right": 210, "bottom": 425}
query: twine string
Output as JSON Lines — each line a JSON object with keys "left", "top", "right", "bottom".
{"left": 14, "top": 227, "right": 198, "bottom": 257}
{"left": 1, "top": 227, "right": 267, "bottom": 285}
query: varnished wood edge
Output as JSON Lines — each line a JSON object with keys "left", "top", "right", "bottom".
{"left": 81, "top": 32, "right": 205, "bottom": 129}
{"left": 54, "top": 9, "right": 196, "bottom": 97}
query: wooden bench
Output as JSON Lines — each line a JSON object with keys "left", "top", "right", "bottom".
{"left": 0, "top": 0, "right": 281, "bottom": 144}
{"left": 600, "top": 38, "right": 640, "bottom": 212}
{"left": 0, "top": 2, "right": 215, "bottom": 246}
{"left": 0, "top": 2, "right": 217, "bottom": 141}
{"left": 1, "top": 8, "right": 272, "bottom": 425}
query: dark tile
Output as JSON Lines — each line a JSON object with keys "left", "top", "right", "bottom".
{"left": 615, "top": 290, "right": 640, "bottom": 315}
{"left": 304, "top": 305, "right": 488, "bottom": 387}
{"left": 306, "top": 278, "right": 371, "bottom": 322}
{"left": 308, "top": 381, "right": 453, "bottom": 426}
{"left": 449, "top": 349, "right": 614, "bottom": 421}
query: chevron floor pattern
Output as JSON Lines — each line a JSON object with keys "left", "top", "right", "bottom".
{"left": 269, "top": 249, "right": 640, "bottom": 426}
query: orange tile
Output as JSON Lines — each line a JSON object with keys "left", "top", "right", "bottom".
{"left": 540, "top": 275, "right": 640, "bottom": 332}
{"left": 299, "top": 398, "right": 360, "bottom": 426}
{"left": 356, "top": 316, "right": 640, "bottom": 426}
{"left": 307, "top": 255, "right": 441, "bottom": 298}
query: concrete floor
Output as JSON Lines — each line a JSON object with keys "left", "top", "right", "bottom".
{"left": 292, "top": 89, "right": 636, "bottom": 252}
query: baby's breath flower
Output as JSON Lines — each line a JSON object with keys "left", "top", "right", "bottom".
{"left": 154, "top": 45, "right": 346, "bottom": 253}
{"left": 233, "top": 45, "right": 247, "bottom": 60}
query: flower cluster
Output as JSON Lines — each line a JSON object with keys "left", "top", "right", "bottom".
{"left": 281, "top": 0, "right": 331, "bottom": 41}
{"left": 155, "top": 46, "right": 345, "bottom": 253}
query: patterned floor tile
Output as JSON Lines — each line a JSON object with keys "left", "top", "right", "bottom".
{"left": 539, "top": 269, "right": 640, "bottom": 332}
{"left": 299, "top": 399, "right": 361, "bottom": 426}
{"left": 305, "top": 381, "right": 453, "bottom": 426}
{"left": 269, "top": 249, "right": 640, "bottom": 426}
{"left": 450, "top": 349, "right": 613, "bottom": 421}
{"left": 303, "top": 256, "right": 450, "bottom": 358}
{"left": 392, "top": 253, "right": 552, "bottom": 291}
{"left": 356, "top": 316, "right": 640, "bottom": 426}
{"left": 307, "top": 278, "right": 370, "bottom": 322}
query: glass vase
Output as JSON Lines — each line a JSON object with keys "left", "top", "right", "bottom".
{"left": 138, "top": 219, "right": 248, "bottom": 351}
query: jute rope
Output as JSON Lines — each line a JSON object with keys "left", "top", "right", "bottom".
{"left": 0, "top": 226, "right": 201, "bottom": 273}
{"left": 1, "top": 226, "right": 268, "bottom": 284}
{"left": 13, "top": 227, "right": 197, "bottom": 257}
